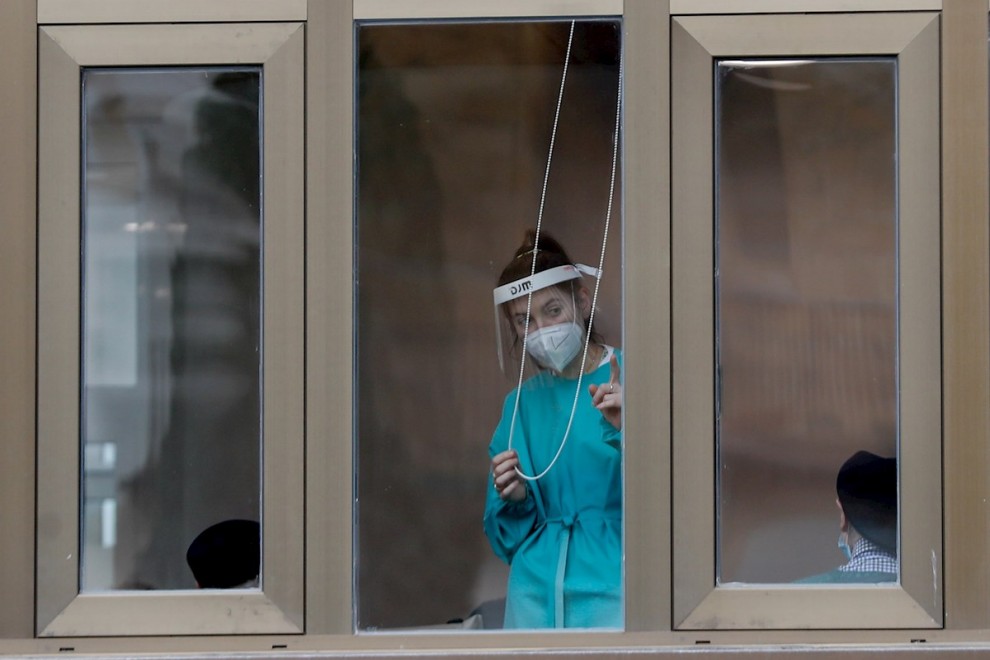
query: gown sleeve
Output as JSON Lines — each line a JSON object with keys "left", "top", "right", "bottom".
{"left": 600, "top": 415, "right": 622, "bottom": 452}
{"left": 483, "top": 392, "right": 538, "bottom": 565}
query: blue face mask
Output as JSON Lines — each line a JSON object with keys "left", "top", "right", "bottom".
{"left": 838, "top": 532, "right": 852, "bottom": 561}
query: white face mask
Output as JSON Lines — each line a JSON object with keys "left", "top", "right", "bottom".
{"left": 525, "top": 321, "right": 584, "bottom": 372}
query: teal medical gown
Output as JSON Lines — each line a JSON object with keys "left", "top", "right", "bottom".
{"left": 484, "top": 350, "right": 622, "bottom": 629}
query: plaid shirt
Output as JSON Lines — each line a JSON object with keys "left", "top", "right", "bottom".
{"left": 838, "top": 537, "right": 898, "bottom": 575}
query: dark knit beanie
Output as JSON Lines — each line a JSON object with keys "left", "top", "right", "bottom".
{"left": 186, "top": 519, "right": 260, "bottom": 588}
{"left": 836, "top": 451, "right": 897, "bottom": 556}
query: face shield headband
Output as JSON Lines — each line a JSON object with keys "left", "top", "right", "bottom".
{"left": 492, "top": 263, "right": 602, "bottom": 371}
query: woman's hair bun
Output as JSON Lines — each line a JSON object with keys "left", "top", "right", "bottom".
{"left": 514, "top": 229, "right": 567, "bottom": 260}
{"left": 498, "top": 229, "right": 573, "bottom": 287}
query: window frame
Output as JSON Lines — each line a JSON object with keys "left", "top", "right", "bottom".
{"left": 671, "top": 11, "right": 943, "bottom": 630}
{"left": 308, "top": 0, "right": 662, "bottom": 635}
{"left": 35, "top": 0, "right": 307, "bottom": 23}
{"left": 0, "top": 0, "right": 37, "bottom": 640}
{"left": 35, "top": 21, "right": 306, "bottom": 636}
{"left": 670, "top": 0, "right": 942, "bottom": 13}
{"left": 0, "top": 0, "right": 986, "bottom": 653}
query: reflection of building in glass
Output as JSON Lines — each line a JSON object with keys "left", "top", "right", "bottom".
{"left": 82, "top": 69, "right": 262, "bottom": 590}
{"left": 716, "top": 61, "right": 898, "bottom": 583}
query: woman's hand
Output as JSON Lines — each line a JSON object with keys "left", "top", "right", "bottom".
{"left": 491, "top": 449, "right": 527, "bottom": 502}
{"left": 589, "top": 354, "right": 622, "bottom": 430}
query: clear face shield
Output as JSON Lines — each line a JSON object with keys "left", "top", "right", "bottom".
{"left": 493, "top": 264, "right": 601, "bottom": 375}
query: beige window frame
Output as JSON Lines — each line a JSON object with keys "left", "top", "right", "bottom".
{"left": 670, "top": 0, "right": 942, "bottom": 14}
{"left": 352, "top": 0, "right": 622, "bottom": 19}
{"left": 306, "top": 0, "right": 670, "bottom": 636}
{"left": 36, "top": 22, "right": 305, "bottom": 636}
{"left": 36, "top": 0, "right": 306, "bottom": 24}
{"left": 0, "top": 0, "right": 987, "bottom": 654}
{"left": 671, "top": 12, "right": 942, "bottom": 630}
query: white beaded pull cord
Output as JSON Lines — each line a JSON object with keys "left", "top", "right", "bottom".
{"left": 507, "top": 25, "right": 623, "bottom": 482}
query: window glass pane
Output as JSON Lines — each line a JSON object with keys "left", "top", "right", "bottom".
{"left": 81, "top": 68, "right": 262, "bottom": 591}
{"left": 356, "top": 21, "right": 622, "bottom": 629}
{"left": 715, "top": 59, "right": 898, "bottom": 585}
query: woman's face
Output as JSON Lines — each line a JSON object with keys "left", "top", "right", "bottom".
{"left": 506, "top": 285, "right": 587, "bottom": 338}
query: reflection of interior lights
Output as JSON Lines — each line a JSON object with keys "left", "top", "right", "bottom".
{"left": 719, "top": 59, "right": 815, "bottom": 68}
{"left": 84, "top": 441, "right": 117, "bottom": 471}
{"left": 122, "top": 221, "right": 159, "bottom": 233}
{"left": 101, "top": 498, "right": 116, "bottom": 549}
{"left": 122, "top": 221, "right": 187, "bottom": 235}
{"left": 730, "top": 72, "right": 812, "bottom": 92}
{"left": 102, "top": 442, "right": 116, "bottom": 468}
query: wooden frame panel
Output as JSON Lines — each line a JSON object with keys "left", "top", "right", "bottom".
{"left": 0, "top": 0, "right": 37, "bottom": 639}
{"left": 354, "top": 0, "right": 621, "bottom": 20}
{"left": 623, "top": 0, "right": 672, "bottom": 633}
{"left": 671, "top": 0, "right": 940, "bottom": 14}
{"left": 941, "top": 0, "right": 990, "bottom": 630}
{"left": 0, "top": 0, "right": 985, "bottom": 654}
{"left": 38, "top": 0, "right": 306, "bottom": 24}
{"left": 671, "top": 12, "right": 942, "bottom": 629}
{"left": 36, "top": 22, "right": 305, "bottom": 636}
{"left": 306, "top": 0, "right": 356, "bottom": 635}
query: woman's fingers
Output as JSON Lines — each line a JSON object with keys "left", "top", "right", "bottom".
{"left": 590, "top": 355, "right": 623, "bottom": 430}
{"left": 492, "top": 449, "right": 517, "bottom": 468}
{"left": 595, "top": 391, "right": 622, "bottom": 410}
{"left": 500, "top": 480, "right": 522, "bottom": 499}
{"left": 491, "top": 450, "right": 525, "bottom": 500}
{"left": 491, "top": 452, "right": 517, "bottom": 480}
{"left": 589, "top": 378, "right": 622, "bottom": 409}
{"left": 609, "top": 354, "right": 620, "bottom": 387}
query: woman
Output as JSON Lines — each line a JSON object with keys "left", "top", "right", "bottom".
{"left": 484, "top": 230, "right": 622, "bottom": 629}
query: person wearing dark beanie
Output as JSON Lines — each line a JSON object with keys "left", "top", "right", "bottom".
{"left": 797, "top": 451, "right": 898, "bottom": 583}
{"left": 186, "top": 519, "right": 260, "bottom": 588}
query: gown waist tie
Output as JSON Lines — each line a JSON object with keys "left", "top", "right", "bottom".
{"left": 541, "top": 511, "right": 621, "bottom": 628}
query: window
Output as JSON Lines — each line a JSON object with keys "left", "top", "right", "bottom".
{"left": 354, "top": 18, "right": 623, "bottom": 631}
{"left": 671, "top": 12, "right": 941, "bottom": 629}
{"left": 36, "top": 21, "right": 304, "bottom": 636}
{"left": 1, "top": 0, "right": 989, "bottom": 655}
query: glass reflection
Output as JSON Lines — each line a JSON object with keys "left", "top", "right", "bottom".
{"left": 715, "top": 59, "right": 898, "bottom": 584}
{"left": 357, "top": 21, "right": 622, "bottom": 629}
{"left": 81, "top": 68, "right": 262, "bottom": 591}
